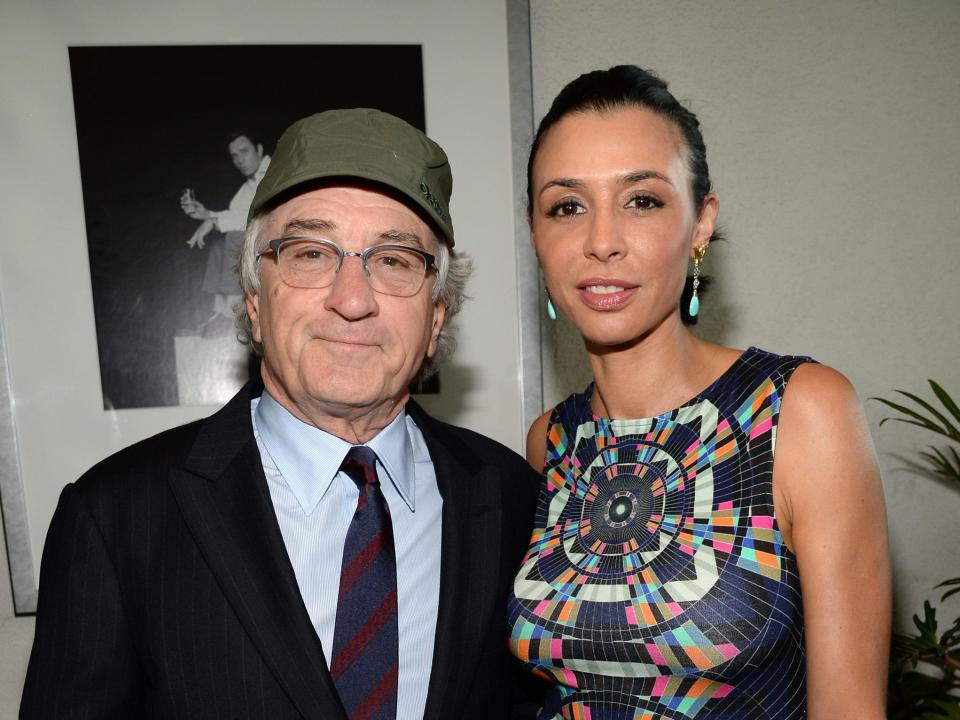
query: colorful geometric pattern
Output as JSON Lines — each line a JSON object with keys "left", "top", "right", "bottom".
{"left": 508, "top": 348, "right": 812, "bottom": 719}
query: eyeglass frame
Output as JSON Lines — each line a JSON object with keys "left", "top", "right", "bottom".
{"left": 256, "top": 236, "right": 437, "bottom": 296}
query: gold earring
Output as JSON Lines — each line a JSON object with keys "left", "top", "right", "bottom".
{"left": 689, "top": 245, "right": 708, "bottom": 317}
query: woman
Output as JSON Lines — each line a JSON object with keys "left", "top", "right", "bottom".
{"left": 507, "top": 66, "right": 890, "bottom": 719}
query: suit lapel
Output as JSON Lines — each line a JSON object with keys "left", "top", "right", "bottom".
{"left": 170, "top": 381, "right": 347, "bottom": 720}
{"left": 410, "top": 403, "right": 505, "bottom": 720}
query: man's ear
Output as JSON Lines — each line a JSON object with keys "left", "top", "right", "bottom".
{"left": 245, "top": 293, "right": 262, "bottom": 343}
{"left": 426, "top": 300, "right": 447, "bottom": 358}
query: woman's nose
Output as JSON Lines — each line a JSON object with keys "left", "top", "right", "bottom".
{"left": 583, "top": 208, "right": 625, "bottom": 261}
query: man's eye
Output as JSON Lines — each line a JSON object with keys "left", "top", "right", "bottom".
{"left": 290, "top": 243, "right": 337, "bottom": 262}
{"left": 372, "top": 250, "right": 418, "bottom": 270}
{"left": 547, "top": 200, "right": 585, "bottom": 217}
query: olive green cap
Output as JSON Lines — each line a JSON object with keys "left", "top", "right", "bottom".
{"left": 249, "top": 108, "right": 455, "bottom": 246}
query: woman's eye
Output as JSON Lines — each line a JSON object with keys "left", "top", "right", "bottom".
{"left": 626, "top": 194, "right": 663, "bottom": 211}
{"left": 547, "top": 200, "right": 585, "bottom": 217}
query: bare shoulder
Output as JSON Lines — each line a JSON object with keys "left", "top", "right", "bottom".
{"left": 777, "top": 361, "right": 876, "bottom": 484}
{"left": 780, "top": 362, "right": 862, "bottom": 419}
{"left": 525, "top": 410, "right": 553, "bottom": 472}
{"left": 774, "top": 361, "right": 881, "bottom": 541}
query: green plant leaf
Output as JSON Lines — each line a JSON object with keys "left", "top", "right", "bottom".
{"left": 879, "top": 416, "right": 948, "bottom": 434}
{"left": 895, "top": 390, "right": 959, "bottom": 438}
{"left": 945, "top": 446, "right": 960, "bottom": 481}
{"left": 920, "top": 448, "right": 960, "bottom": 482}
{"left": 875, "top": 399, "right": 948, "bottom": 435}
{"left": 928, "top": 445, "right": 960, "bottom": 475}
{"left": 928, "top": 698, "right": 960, "bottom": 719}
{"left": 887, "top": 668, "right": 960, "bottom": 718}
{"left": 912, "top": 602, "right": 941, "bottom": 648}
{"left": 873, "top": 396, "right": 940, "bottom": 426}
{"left": 930, "top": 380, "right": 960, "bottom": 426}
{"left": 937, "top": 578, "right": 960, "bottom": 603}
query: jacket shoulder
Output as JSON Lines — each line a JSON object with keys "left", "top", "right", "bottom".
{"left": 72, "top": 418, "right": 206, "bottom": 497}
{"left": 407, "top": 404, "right": 541, "bottom": 505}
{"left": 409, "top": 405, "right": 530, "bottom": 473}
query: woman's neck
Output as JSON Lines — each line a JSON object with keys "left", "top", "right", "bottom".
{"left": 585, "top": 319, "right": 739, "bottom": 420}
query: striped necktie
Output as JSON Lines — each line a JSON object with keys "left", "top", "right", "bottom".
{"left": 330, "top": 446, "right": 398, "bottom": 720}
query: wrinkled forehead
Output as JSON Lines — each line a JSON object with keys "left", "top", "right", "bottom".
{"left": 260, "top": 179, "right": 444, "bottom": 251}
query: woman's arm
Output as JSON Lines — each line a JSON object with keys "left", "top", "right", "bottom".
{"left": 774, "top": 363, "right": 891, "bottom": 719}
{"left": 525, "top": 411, "right": 551, "bottom": 472}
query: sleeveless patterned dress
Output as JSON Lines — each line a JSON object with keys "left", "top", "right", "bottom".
{"left": 508, "top": 348, "right": 812, "bottom": 719}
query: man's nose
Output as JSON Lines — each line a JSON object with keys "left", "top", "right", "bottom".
{"left": 322, "top": 255, "right": 379, "bottom": 319}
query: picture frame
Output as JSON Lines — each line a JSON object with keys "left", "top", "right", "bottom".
{"left": 71, "top": 44, "right": 426, "bottom": 410}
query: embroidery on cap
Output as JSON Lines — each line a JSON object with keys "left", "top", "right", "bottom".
{"left": 419, "top": 181, "right": 446, "bottom": 220}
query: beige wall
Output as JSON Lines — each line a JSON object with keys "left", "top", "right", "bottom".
{"left": 531, "top": 0, "right": 960, "bottom": 631}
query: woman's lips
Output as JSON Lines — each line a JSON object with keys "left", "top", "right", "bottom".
{"left": 577, "top": 280, "right": 637, "bottom": 310}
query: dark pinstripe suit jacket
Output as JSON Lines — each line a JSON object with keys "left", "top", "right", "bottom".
{"left": 21, "top": 381, "right": 541, "bottom": 719}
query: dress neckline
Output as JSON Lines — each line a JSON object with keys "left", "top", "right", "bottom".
{"left": 585, "top": 346, "right": 760, "bottom": 424}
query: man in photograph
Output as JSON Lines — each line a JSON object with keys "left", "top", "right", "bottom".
{"left": 22, "top": 109, "right": 540, "bottom": 719}
{"left": 182, "top": 131, "right": 271, "bottom": 336}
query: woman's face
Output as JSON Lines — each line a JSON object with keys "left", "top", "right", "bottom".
{"left": 530, "top": 106, "right": 717, "bottom": 349}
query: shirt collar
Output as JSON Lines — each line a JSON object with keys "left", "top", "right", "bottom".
{"left": 254, "top": 390, "right": 416, "bottom": 514}
{"left": 248, "top": 155, "right": 271, "bottom": 186}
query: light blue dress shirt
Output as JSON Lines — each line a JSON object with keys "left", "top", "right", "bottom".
{"left": 251, "top": 392, "right": 443, "bottom": 719}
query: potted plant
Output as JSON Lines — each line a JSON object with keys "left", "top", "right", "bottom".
{"left": 874, "top": 381, "right": 960, "bottom": 718}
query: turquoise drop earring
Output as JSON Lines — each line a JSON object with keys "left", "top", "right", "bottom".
{"left": 688, "top": 245, "right": 708, "bottom": 318}
{"left": 546, "top": 288, "right": 557, "bottom": 320}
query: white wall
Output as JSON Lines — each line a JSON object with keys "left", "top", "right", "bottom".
{"left": 0, "top": 0, "right": 522, "bottom": 713}
{"left": 530, "top": 0, "right": 960, "bottom": 632}
{"left": 0, "top": 547, "right": 33, "bottom": 719}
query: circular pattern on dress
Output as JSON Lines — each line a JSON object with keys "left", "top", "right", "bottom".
{"left": 606, "top": 491, "right": 636, "bottom": 526}
{"left": 584, "top": 467, "right": 659, "bottom": 551}
{"left": 572, "top": 427, "right": 697, "bottom": 577}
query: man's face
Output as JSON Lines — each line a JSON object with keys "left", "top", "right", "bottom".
{"left": 228, "top": 136, "right": 264, "bottom": 178}
{"left": 245, "top": 185, "right": 446, "bottom": 428}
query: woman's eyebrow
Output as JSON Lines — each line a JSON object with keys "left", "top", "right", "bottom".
{"left": 538, "top": 170, "right": 674, "bottom": 198}
{"left": 537, "top": 177, "right": 582, "bottom": 198}
{"left": 621, "top": 170, "right": 673, "bottom": 187}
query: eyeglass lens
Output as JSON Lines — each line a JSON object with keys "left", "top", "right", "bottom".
{"left": 277, "top": 239, "right": 429, "bottom": 297}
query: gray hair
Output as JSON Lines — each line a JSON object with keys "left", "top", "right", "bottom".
{"left": 233, "top": 211, "right": 472, "bottom": 381}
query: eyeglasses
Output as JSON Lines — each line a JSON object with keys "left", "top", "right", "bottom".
{"left": 257, "top": 236, "right": 437, "bottom": 297}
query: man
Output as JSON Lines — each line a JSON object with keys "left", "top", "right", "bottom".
{"left": 22, "top": 109, "right": 540, "bottom": 719}
{"left": 182, "top": 131, "right": 271, "bottom": 335}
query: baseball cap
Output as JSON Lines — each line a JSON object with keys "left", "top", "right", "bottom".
{"left": 249, "top": 108, "right": 455, "bottom": 246}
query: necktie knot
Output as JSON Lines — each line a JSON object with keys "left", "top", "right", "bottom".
{"left": 340, "top": 446, "right": 380, "bottom": 490}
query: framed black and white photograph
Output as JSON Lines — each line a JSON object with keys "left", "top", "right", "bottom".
{"left": 71, "top": 44, "right": 426, "bottom": 409}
